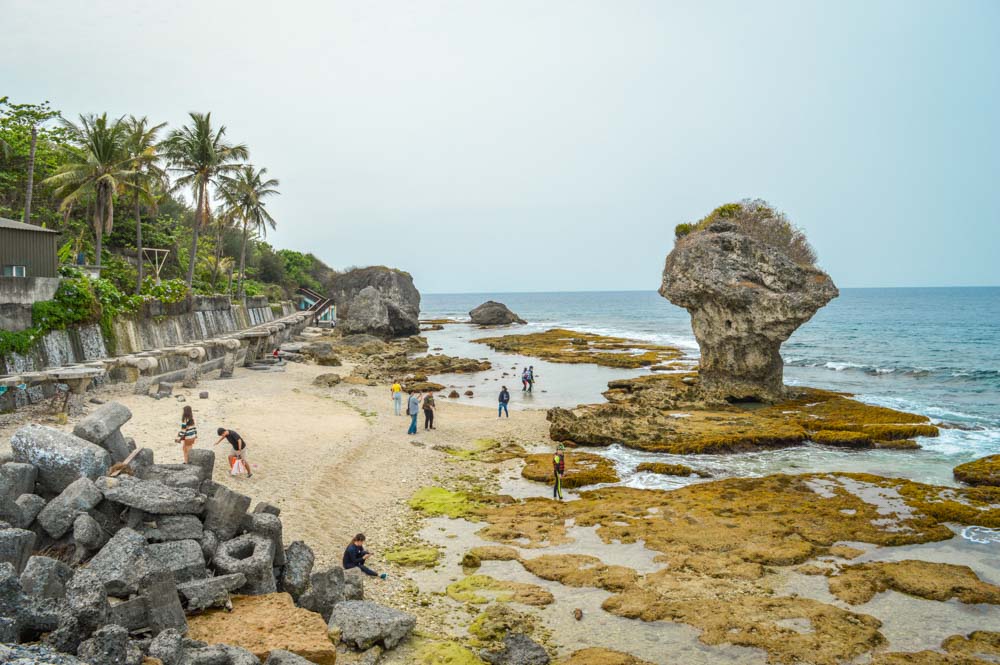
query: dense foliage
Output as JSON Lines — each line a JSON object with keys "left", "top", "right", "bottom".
{"left": 0, "top": 97, "right": 339, "bottom": 300}
{"left": 674, "top": 199, "right": 817, "bottom": 266}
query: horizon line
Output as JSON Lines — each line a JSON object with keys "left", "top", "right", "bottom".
{"left": 422, "top": 285, "right": 1000, "bottom": 296}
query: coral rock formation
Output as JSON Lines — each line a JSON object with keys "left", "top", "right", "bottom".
{"left": 331, "top": 266, "right": 420, "bottom": 338}
{"left": 954, "top": 454, "right": 1000, "bottom": 487}
{"left": 660, "top": 218, "right": 838, "bottom": 402}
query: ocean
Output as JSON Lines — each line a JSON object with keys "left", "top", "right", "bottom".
{"left": 419, "top": 287, "right": 1000, "bottom": 491}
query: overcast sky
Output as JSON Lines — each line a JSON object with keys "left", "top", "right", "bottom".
{"left": 3, "top": 1, "right": 998, "bottom": 293}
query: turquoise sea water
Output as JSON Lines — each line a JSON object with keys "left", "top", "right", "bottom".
{"left": 419, "top": 288, "right": 1000, "bottom": 490}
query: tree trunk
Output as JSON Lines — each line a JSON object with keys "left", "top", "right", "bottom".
{"left": 211, "top": 219, "right": 224, "bottom": 290}
{"left": 237, "top": 218, "right": 249, "bottom": 299}
{"left": 23, "top": 125, "right": 37, "bottom": 224}
{"left": 94, "top": 195, "right": 105, "bottom": 268}
{"left": 135, "top": 179, "right": 143, "bottom": 294}
{"left": 186, "top": 184, "right": 204, "bottom": 286}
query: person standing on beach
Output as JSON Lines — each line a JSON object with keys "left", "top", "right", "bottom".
{"left": 553, "top": 443, "right": 566, "bottom": 500}
{"left": 528, "top": 366, "right": 536, "bottom": 393}
{"left": 175, "top": 405, "right": 197, "bottom": 463}
{"left": 406, "top": 391, "right": 421, "bottom": 435}
{"left": 343, "top": 533, "right": 387, "bottom": 579}
{"left": 214, "top": 427, "right": 252, "bottom": 478}
{"left": 498, "top": 386, "right": 510, "bottom": 418}
{"left": 423, "top": 391, "right": 436, "bottom": 430}
{"left": 391, "top": 380, "right": 403, "bottom": 416}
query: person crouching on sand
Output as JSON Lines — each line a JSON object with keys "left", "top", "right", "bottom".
{"left": 175, "top": 405, "right": 197, "bottom": 463}
{"left": 343, "top": 533, "right": 387, "bottom": 579}
{"left": 214, "top": 427, "right": 252, "bottom": 478}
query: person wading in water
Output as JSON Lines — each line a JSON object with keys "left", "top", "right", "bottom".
{"left": 553, "top": 443, "right": 566, "bottom": 500}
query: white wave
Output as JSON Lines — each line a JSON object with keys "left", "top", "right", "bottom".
{"left": 961, "top": 526, "right": 1000, "bottom": 544}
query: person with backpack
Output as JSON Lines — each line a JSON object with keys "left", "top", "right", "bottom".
{"left": 553, "top": 443, "right": 566, "bottom": 500}
{"left": 498, "top": 386, "right": 510, "bottom": 418}
{"left": 343, "top": 533, "right": 387, "bottom": 579}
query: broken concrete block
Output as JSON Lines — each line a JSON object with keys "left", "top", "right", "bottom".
{"left": 73, "top": 513, "right": 107, "bottom": 551}
{"left": 78, "top": 623, "right": 129, "bottom": 665}
{"left": 213, "top": 533, "right": 276, "bottom": 595}
{"left": 187, "top": 449, "right": 215, "bottom": 482}
{"left": 10, "top": 425, "right": 112, "bottom": 494}
{"left": 0, "top": 528, "right": 36, "bottom": 575}
{"left": 37, "top": 477, "right": 103, "bottom": 538}
{"left": 13, "top": 494, "right": 46, "bottom": 529}
{"left": 86, "top": 527, "right": 159, "bottom": 597}
{"left": 142, "top": 568, "right": 187, "bottom": 636}
{"left": 139, "top": 515, "right": 203, "bottom": 543}
{"left": 73, "top": 402, "right": 134, "bottom": 463}
{"left": 109, "top": 595, "right": 150, "bottom": 632}
{"left": 202, "top": 484, "right": 251, "bottom": 541}
{"left": 19, "top": 556, "right": 73, "bottom": 600}
{"left": 66, "top": 568, "right": 110, "bottom": 633}
{"left": 176, "top": 573, "right": 246, "bottom": 611}
{"left": 148, "top": 539, "right": 207, "bottom": 584}
{"left": 96, "top": 475, "right": 205, "bottom": 515}
{"left": 281, "top": 541, "right": 314, "bottom": 601}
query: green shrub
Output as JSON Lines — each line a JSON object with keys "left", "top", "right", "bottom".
{"left": 675, "top": 223, "right": 694, "bottom": 238}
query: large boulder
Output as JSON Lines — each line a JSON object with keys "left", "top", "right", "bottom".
{"left": 10, "top": 425, "right": 112, "bottom": 494}
{"left": 0, "top": 528, "right": 35, "bottom": 574}
{"left": 85, "top": 527, "right": 159, "bottom": 597}
{"left": 36, "top": 477, "right": 103, "bottom": 538}
{"left": 332, "top": 266, "right": 420, "bottom": 338}
{"left": 661, "top": 212, "right": 838, "bottom": 402}
{"left": 481, "top": 633, "right": 551, "bottom": 665}
{"left": 298, "top": 566, "right": 346, "bottom": 622}
{"left": 96, "top": 475, "right": 205, "bottom": 515}
{"left": 72, "top": 402, "right": 135, "bottom": 464}
{"left": 327, "top": 600, "right": 415, "bottom": 650}
{"left": 470, "top": 301, "right": 526, "bottom": 326}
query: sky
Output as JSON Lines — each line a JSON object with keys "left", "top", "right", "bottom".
{"left": 2, "top": 0, "right": 998, "bottom": 293}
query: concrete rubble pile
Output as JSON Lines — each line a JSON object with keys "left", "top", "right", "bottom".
{"left": 1, "top": 402, "right": 415, "bottom": 664}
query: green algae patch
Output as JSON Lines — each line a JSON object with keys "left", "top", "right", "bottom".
{"left": 560, "top": 648, "right": 657, "bottom": 665}
{"left": 409, "top": 487, "right": 483, "bottom": 520}
{"left": 521, "top": 451, "right": 619, "bottom": 488}
{"left": 414, "top": 640, "right": 486, "bottom": 665}
{"left": 384, "top": 546, "right": 441, "bottom": 568}
{"left": 635, "top": 462, "right": 711, "bottom": 477}
{"left": 438, "top": 438, "right": 525, "bottom": 463}
{"left": 446, "top": 574, "right": 553, "bottom": 606}
{"left": 468, "top": 604, "right": 538, "bottom": 644}
{"left": 828, "top": 559, "right": 1000, "bottom": 605}
{"left": 954, "top": 454, "right": 1000, "bottom": 487}
{"left": 472, "top": 328, "right": 683, "bottom": 369}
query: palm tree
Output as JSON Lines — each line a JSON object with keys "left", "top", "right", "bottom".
{"left": 218, "top": 164, "right": 279, "bottom": 298}
{"left": 122, "top": 116, "right": 167, "bottom": 293}
{"left": 44, "top": 114, "right": 133, "bottom": 266}
{"left": 161, "top": 112, "right": 248, "bottom": 287}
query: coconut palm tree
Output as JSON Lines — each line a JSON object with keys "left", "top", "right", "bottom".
{"left": 44, "top": 113, "right": 133, "bottom": 266}
{"left": 161, "top": 112, "right": 248, "bottom": 287}
{"left": 218, "top": 164, "right": 279, "bottom": 298}
{"left": 122, "top": 116, "right": 167, "bottom": 293}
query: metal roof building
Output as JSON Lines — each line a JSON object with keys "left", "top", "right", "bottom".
{"left": 0, "top": 217, "right": 60, "bottom": 278}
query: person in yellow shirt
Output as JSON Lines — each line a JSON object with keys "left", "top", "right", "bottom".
{"left": 391, "top": 380, "right": 403, "bottom": 415}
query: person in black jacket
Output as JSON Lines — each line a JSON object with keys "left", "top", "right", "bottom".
{"left": 498, "top": 386, "right": 510, "bottom": 418}
{"left": 343, "top": 533, "right": 387, "bottom": 579}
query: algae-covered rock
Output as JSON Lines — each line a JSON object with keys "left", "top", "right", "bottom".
{"left": 827, "top": 560, "right": 1000, "bottom": 605}
{"left": 635, "top": 462, "right": 710, "bottom": 478}
{"left": 384, "top": 546, "right": 440, "bottom": 568}
{"left": 559, "top": 649, "right": 657, "bottom": 665}
{"left": 409, "top": 487, "right": 484, "bottom": 520}
{"left": 468, "top": 604, "right": 538, "bottom": 644}
{"left": 520, "top": 554, "right": 637, "bottom": 592}
{"left": 447, "top": 575, "right": 553, "bottom": 606}
{"left": 954, "top": 454, "right": 1000, "bottom": 487}
{"left": 474, "top": 329, "right": 681, "bottom": 369}
{"left": 520, "top": 451, "right": 619, "bottom": 488}
{"left": 660, "top": 201, "right": 838, "bottom": 402}
{"left": 414, "top": 640, "right": 486, "bottom": 664}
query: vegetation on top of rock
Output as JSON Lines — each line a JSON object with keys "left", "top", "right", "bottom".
{"left": 520, "top": 451, "right": 619, "bottom": 488}
{"left": 827, "top": 560, "right": 1000, "bottom": 605}
{"left": 635, "top": 462, "right": 711, "bottom": 478}
{"left": 446, "top": 574, "right": 554, "bottom": 606}
{"left": 954, "top": 454, "right": 1000, "bottom": 487}
{"left": 559, "top": 648, "right": 657, "bottom": 665}
{"left": 674, "top": 198, "right": 817, "bottom": 267}
{"left": 384, "top": 546, "right": 441, "bottom": 568}
{"left": 473, "top": 328, "right": 683, "bottom": 369}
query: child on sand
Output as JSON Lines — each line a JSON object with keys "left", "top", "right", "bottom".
{"left": 214, "top": 427, "right": 252, "bottom": 478}
{"left": 175, "top": 405, "right": 197, "bottom": 463}
{"left": 343, "top": 533, "right": 387, "bottom": 579}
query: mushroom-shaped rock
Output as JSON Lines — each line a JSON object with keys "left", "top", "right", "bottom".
{"left": 333, "top": 266, "right": 421, "bottom": 338}
{"left": 470, "top": 301, "right": 527, "bottom": 326}
{"left": 661, "top": 206, "right": 837, "bottom": 402}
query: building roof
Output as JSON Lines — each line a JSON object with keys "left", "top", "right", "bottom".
{"left": 0, "top": 217, "right": 60, "bottom": 233}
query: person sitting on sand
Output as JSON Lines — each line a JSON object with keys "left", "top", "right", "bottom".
{"left": 423, "top": 391, "right": 436, "bottom": 430}
{"left": 553, "top": 443, "right": 566, "bottom": 500}
{"left": 175, "top": 405, "right": 197, "bottom": 463}
{"left": 343, "top": 533, "right": 387, "bottom": 579}
{"left": 391, "top": 379, "right": 403, "bottom": 416}
{"left": 406, "top": 391, "right": 421, "bottom": 435}
{"left": 498, "top": 386, "right": 510, "bottom": 418}
{"left": 214, "top": 427, "right": 252, "bottom": 478}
